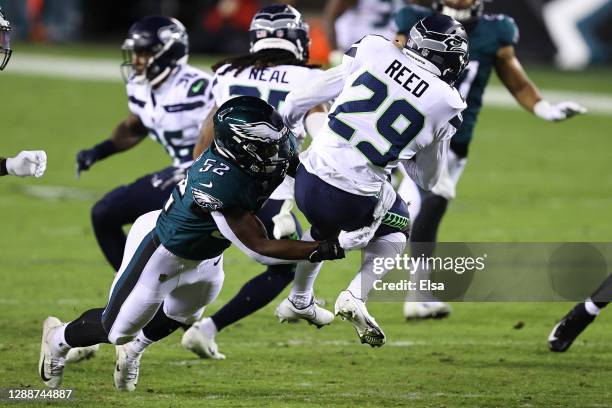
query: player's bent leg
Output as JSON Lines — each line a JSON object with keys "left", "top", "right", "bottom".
{"left": 404, "top": 149, "right": 466, "bottom": 320}
{"left": 338, "top": 229, "right": 408, "bottom": 347}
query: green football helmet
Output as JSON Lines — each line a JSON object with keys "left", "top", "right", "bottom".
{"left": 213, "top": 96, "right": 296, "bottom": 179}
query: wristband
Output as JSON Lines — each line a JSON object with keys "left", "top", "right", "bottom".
{"left": 93, "top": 140, "right": 119, "bottom": 161}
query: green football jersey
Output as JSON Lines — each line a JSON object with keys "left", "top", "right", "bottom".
{"left": 395, "top": 5, "right": 519, "bottom": 145}
{"left": 155, "top": 148, "right": 282, "bottom": 261}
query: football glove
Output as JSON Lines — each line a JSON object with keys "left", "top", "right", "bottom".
{"left": 309, "top": 238, "right": 345, "bottom": 263}
{"left": 272, "top": 200, "right": 297, "bottom": 239}
{"left": 534, "top": 100, "right": 587, "bottom": 122}
{"left": 76, "top": 148, "right": 98, "bottom": 176}
{"left": 6, "top": 150, "right": 47, "bottom": 178}
{"left": 76, "top": 140, "right": 118, "bottom": 178}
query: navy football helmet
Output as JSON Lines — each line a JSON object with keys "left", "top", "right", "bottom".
{"left": 404, "top": 14, "right": 469, "bottom": 86}
{"left": 121, "top": 16, "right": 188, "bottom": 86}
{"left": 249, "top": 4, "right": 310, "bottom": 61}
{"left": 0, "top": 8, "right": 12, "bottom": 70}
{"left": 213, "top": 96, "right": 296, "bottom": 179}
{"left": 432, "top": 0, "right": 486, "bottom": 23}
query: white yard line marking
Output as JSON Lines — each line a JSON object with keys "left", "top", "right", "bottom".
{"left": 6, "top": 53, "right": 612, "bottom": 115}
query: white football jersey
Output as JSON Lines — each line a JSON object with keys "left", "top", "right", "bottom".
{"left": 211, "top": 63, "right": 323, "bottom": 200}
{"left": 127, "top": 64, "right": 214, "bottom": 169}
{"left": 299, "top": 35, "right": 466, "bottom": 196}
{"left": 335, "top": 0, "right": 403, "bottom": 51}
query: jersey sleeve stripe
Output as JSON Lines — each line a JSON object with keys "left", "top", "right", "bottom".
{"left": 449, "top": 115, "right": 463, "bottom": 130}
{"left": 163, "top": 101, "right": 206, "bottom": 113}
{"left": 128, "top": 95, "right": 146, "bottom": 108}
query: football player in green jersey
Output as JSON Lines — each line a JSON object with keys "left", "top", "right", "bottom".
{"left": 395, "top": 0, "right": 587, "bottom": 319}
{"left": 38, "top": 96, "right": 350, "bottom": 392}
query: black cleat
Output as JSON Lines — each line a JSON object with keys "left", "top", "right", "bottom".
{"left": 548, "top": 303, "right": 596, "bottom": 352}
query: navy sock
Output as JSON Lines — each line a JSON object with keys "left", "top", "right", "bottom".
{"left": 64, "top": 308, "right": 110, "bottom": 347}
{"left": 410, "top": 193, "right": 448, "bottom": 257}
{"left": 211, "top": 264, "right": 295, "bottom": 332}
{"left": 591, "top": 273, "right": 612, "bottom": 307}
{"left": 141, "top": 303, "right": 183, "bottom": 342}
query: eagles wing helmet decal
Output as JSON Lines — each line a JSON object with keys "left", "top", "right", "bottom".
{"left": 228, "top": 121, "right": 286, "bottom": 142}
{"left": 192, "top": 188, "right": 223, "bottom": 210}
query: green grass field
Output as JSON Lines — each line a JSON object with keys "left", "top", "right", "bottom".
{"left": 1, "top": 49, "right": 611, "bottom": 407}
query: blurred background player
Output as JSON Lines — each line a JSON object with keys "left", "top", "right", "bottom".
{"left": 75, "top": 16, "right": 214, "bottom": 272}
{"left": 1, "top": 6, "right": 13, "bottom": 70}
{"left": 277, "top": 14, "right": 469, "bottom": 346}
{"left": 549, "top": 274, "right": 612, "bottom": 352}
{"left": 39, "top": 96, "right": 346, "bottom": 392}
{"left": 1, "top": 7, "right": 47, "bottom": 178}
{"left": 181, "top": 4, "right": 328, "bottom": 360}
{"left": 324, "top": 0, "right": 407, "bottom": 66}
{"left": 395, "top": 0, "right": 587, "bottom": 320}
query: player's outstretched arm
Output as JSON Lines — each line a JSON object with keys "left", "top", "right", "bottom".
{"left": 0, "top": 150, "right": 47, "bottom": 178}
{"left": 495, "top": 45, "right": 587, "bottom": 122}
{"left": 193, "top": 104, "right": 217, "bottom": 159}
{"left": 211, "top": 208, "right": 345, "bottom": 264}
{"left": 75, "top": 113, "right": 148, "bottom": 177}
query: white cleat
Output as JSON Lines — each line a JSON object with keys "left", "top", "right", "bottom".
{"left": 114, "top": 344, "right": 142, "bottom": 392}
{"left": 275, "top": 297, "right": 334, "bottom": 328}
{"left": 39, "top": 317, "right": 67, "bottom": 389}
{"left": 181, "top": 323, "right": 226, "bottom": 360}
{"left": 65, "top": 344, "right": 100, "bottom": 364}
{"left": 403, "top": 301, "right": 452, "bottom": 320}
{"left": 334, "top": 290, "right": 386, "bottom": 347}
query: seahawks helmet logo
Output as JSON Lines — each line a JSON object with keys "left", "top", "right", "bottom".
{"left": 443, "top": 36, "right": 468, "bottom": 53}
{"left": 192, "top": 188, "right": 223, "bottom": 210}
{"left": 228, "top": 121, "right": 286, "bottom": 142}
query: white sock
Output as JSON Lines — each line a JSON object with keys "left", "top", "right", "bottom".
{"left": 198, "top": 317, "right": 218, "bottom": 338}
{"left": 289, "top": 230, "right": 323, "bottom": 309}
{"left": 128, "top": 331, "right": 154, "bottom": 355}
{"left": 51, "top": 324, "right": 71, "bottom": 355}
{"left": 347, "top": 232, "right": 407, "bottom": 301}
{"left": 585, "top": 298, "right": 601, "bottom": 316}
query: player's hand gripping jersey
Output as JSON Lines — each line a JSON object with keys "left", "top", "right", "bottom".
{"left": 283, "top": 34, "right": 466, "bottom": 196}
{"left": 395, "top": 4, "right": 518, "bottom": 145}
{"left": 127, "top": 65, "right": 214, "bottom": 168}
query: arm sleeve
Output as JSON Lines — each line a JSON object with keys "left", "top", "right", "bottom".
{"left": 280, "top": 55, "right": 353, "bottom": 129}
{"left": 499, "top": 15, "right": 520, "bottom": 47}
{"left": 401, "top": 124, "right": 454, "bottom": 190}
{"left": 210, "top": 211, "right": 294, "bottom": 265}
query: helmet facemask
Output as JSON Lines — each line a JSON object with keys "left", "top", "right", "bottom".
{"left": 249, "top": 5, "right": 310, "bottom": 61}
{"left": 0, "top": 10, "right": 12, "bottom": 70}
{"left": 120, "top": 17, "right": 189, "bottom": 86}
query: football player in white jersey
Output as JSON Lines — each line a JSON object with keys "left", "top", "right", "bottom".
{"left": 276, "top": 14, "right": 469, "bottom": 346}
{"left": 324, "top": 0, "right": 405, "bottom": 65}
{"left": 1, "top": 7, "right": 47, "bottom": 178}
{"left": 75, "top": 16, "right": 214, "bottom": 273}
{"left": 181, "top": 4, "right": 329, "bottom": 360}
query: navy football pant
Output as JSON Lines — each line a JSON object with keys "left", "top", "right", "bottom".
{"left": 91, "top": 166, "right": 184, "bottom": 271}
